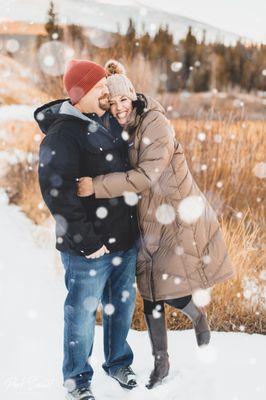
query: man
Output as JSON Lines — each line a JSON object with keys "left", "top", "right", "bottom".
{"left": 34, "top": 60, "right": 139, "bottom": 400}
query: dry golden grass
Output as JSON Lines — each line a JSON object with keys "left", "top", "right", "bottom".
{"left": 131, "top": 212, "right": 265, "bottom": 334}
{"left": 0, "top": 121, "right": 41, "bottom": 152}
{"left": 158, "top": 91, "right": 266, "bottom": 120}
{"left": 0, "top": 55, "right": 51, "bottom": 105}
{"left": 1, "top": 116, "right": 265, "bottom": 333}
{"left": 171, "top": 119, "right": 265, "bottom": 218}
{"left": 0, "top": 121, "right": 48, "bottom": 224}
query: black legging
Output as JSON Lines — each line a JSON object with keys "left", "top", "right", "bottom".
{"left": 144, "top": 295, "right": 192, "bottom": 315}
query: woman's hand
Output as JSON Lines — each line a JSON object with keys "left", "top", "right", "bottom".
{"left": 77, "top": 177, "right": 95, "bottom": 197}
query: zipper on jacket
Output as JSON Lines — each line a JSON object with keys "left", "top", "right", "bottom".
{"left": 132, "top": 114, "right": 156, "bottom": 302}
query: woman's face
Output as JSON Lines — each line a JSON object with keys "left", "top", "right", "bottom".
{"left": 109, "top": 95, "right": 133, "bottom": 126}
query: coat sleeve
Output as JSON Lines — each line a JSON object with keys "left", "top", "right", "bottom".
{"left": 38, "top": 131, "right": 103, "bottom": 256}
{"left": 93, "top": 111, "right": 175, "bottom": 198}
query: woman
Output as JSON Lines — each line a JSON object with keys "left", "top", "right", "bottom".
{"left": 77, "top": 60, "right": 234, "bottom": 389}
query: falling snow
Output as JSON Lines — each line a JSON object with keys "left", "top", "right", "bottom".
{"left": 175, "top": 245, "right": 184, "bottom": 256}
{"left": 112, "top": 256, "right": 122, "bottom": 266}
{"left": 37, "top": 41, "right": 74, "bottom": 77}
{"left": 121, "top": 131, "right": 130, "bottom": 141}
{"left": 253, "top": 162, "right": 266, "bottom": 179}
{"left": 96, "top": 207, "right": 108, "bottom": 219}
{"left": 156, "top": 204, "right": 176, "bottom": 225}
{"left": 123, "top": 191, "right": 139, "bottom": 206}
{"left": 192, "top": 288, "right": 212, "bottom": 307}
{"left": 171, "top": 62, "right": 183, "bottom": 72}
{"left": 104, "top": 303, "right": 115, "bottom": 316}
{"left": 178, "top": 196, "right": 205, "bottom": 224}
{"left": 0, "top": 195, "right": 265, "bottom": 399}
{"left": 197, "top": 132, "right": 206, "bottom": 141}
{"left": 105, "top": 153, "right": 113, "bottom": 162}
{"left": 83, "top": 296, "right": 99, "bottom": 312}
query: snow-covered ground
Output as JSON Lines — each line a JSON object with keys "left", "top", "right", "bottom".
{"left": 0, "top": 191, "right": 265, "bottom": 400}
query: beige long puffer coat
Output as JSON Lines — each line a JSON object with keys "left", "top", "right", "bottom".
{"left": 93, "top": 96, "right": 234, "bottom": 301}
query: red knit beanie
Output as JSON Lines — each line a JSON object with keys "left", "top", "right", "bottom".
{"left": 63, "top": 59, "right": 107, "bottom": 104}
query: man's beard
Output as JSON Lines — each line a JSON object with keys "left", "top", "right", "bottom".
{"left": 98, "top": 94, "right": 110, "bottom": 111}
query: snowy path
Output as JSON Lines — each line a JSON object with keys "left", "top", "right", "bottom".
{"left": 0, "top": 193, "right": 265, "bottom": 400}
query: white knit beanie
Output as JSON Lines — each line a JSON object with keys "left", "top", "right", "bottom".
{"left": 104, "top": 59, "right": 137, "bottom": 101}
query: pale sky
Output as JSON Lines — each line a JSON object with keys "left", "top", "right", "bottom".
{"left": 0, "top": 0, "right": 265, "bottom": 42}
{"left": 139, "top": 0, "right": 266, "bottom": 42}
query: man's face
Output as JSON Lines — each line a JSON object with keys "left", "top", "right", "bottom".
{"left": 76, "top": 77, "right": 110, "bottom": 116}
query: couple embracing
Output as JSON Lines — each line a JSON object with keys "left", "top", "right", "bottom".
{"left": 34, "top": 59, "right": 234, "bottom": 400}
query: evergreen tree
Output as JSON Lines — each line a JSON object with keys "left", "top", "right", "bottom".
{"left": 181, "top": 26, "right": 198, "bottom": 89}
{"left": 124, "top": 18, "right": 137, "bottom": 57}
{"left": 45, "top": 1, "right": 63, "bottom": 40}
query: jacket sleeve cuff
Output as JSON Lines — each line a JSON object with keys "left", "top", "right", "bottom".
{"left": 93, "top": 176, "right": 113, "bottom": 199}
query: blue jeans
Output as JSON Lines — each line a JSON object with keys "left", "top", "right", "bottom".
{"left": 60, "top": 245, "right": 137, "bottom": 390}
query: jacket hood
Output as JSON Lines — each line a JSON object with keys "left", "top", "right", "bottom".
{"left": 125, "top": 94, "right": 165, "bottom": 131}
{"left": 34, "top": 99, "right": 91, "bottom": 135}
{"left": 145, "top": 95, "right": 165, "bottom": 115}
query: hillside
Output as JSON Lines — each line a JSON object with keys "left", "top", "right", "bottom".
{"left": 0, "top": 55, "right": 50, "bottom": 105}
{"left": 0, "top": 0, "right": 247, "bottom": 44}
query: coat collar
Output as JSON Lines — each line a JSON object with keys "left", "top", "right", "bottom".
{"left": 124, "top": 94, "right": 166, "bottom": 134}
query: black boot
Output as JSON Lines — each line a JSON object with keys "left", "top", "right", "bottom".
{"left": 144, "top": 311, "right": 170, "bottom": 389}
{"left": 181, "top": 299, "right": 211, "bottom": 346}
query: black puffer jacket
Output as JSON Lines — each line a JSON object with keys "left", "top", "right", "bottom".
{"left": 34, "top": 99, "right": 138, "bottom": 256}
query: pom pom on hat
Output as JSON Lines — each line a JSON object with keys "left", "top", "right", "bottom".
{"left": 104, "top": 59, "right": 126, "bottom": 76}
{"left": 105, "top": 59, "right": 137, "bottom": 101}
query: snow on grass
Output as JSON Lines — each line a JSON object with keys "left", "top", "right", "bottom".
{"left": 0, "top": 149, "right": 38, "bottom": 178}
{"left": 0, "top": 192, "right": 265, "bottom": 400}
{"left": 0, "top": 105, "right": 36, "bottom": 122}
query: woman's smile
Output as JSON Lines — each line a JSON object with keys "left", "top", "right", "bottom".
{"left": 110, "top": 95, "right": 133, "bottom": 126}
{"left": 116, "top": 110, "right": 129, "bottom": 121}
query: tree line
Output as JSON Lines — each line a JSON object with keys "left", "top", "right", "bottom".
{"left": 37, "top": 1, "right": 266, "bottom": 93}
